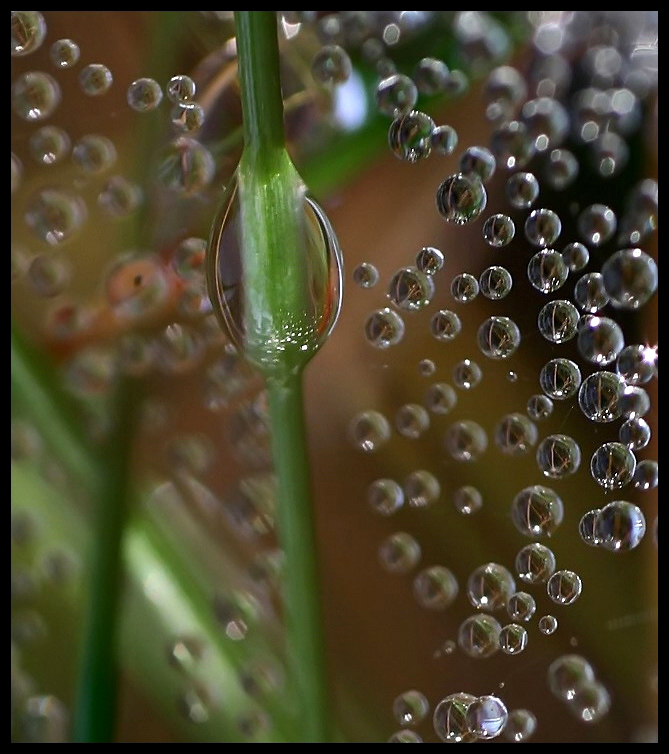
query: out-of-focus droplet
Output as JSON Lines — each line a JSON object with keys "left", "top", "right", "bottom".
{"left": 601, "top": 248, "right": 657, "bottom": 310}
{"left": 393, "top": 690, "right": 430, "bottom": 727}
{"left": 379, "top": 532, "right": 421, "bottom": 574}
{"left": 466, "top": 695, "right": 508, "bottom": 739}
{"left": 506, "top": 171, "right": 539, "bottom": 209}
{"left": 413, "top": 566, "right": 459, "bottom": 610}
{"left": 445, "top": 420, "right": 487, "bottom": 461}
{"left": 311, "top": 44, "right": 352, "bottom": 85}
{"left": 527, "top": 394, "right": 553, "bottom": 421}
{"left": 453, "top": 359, "right": 482, "bottom": 389}
{"left": 467, "top": 563, "right": 516, "bottom": 611}
{"left": 12, "top": 72, "right": 61, "bottom": 121}
{"left": 578, "top": 204, "right": 617, "bottom": 246}
{"left": 349, "top": 410, "right": 390, "bottom": 453}
{"left": 403, "top": 469, "right": 439, "bottom": 507}
{"left": 504, "top": 709, "right": 537, "bottom": 742}
{"left": 25, "top": 186, "right": 87, "bottom": 246}
{"left": 11, "top": 12, "right": 47, "bottom": 57}
{"left": 367, "top": 478, "right": 404, "bottom": 516}
{"left": 79, "top": 64, "right": 113, "bottom": 96}
{"left": 507, "top": 591, "right": 536, "bottom": 622}
{"left": 375, "top": 74, "right": 418, "bottom": 118}
{"left": 50, "top": 39, "right": 80, "bottom": 68}
{"left": 127, "top": 77, "right": 163, "bottom": 112}
{"left": 453, "top": 485, "right": 483, "bottom": 515}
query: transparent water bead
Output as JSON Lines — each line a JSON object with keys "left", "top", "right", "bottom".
{"left": 27, "top": 254, "right": 71, "bottom": 298}
{"left": 431, "top": 125, "right": 458, "bottom": 156}
{"left": 412, "top": 566, "right": 459, "bottom": 610}
{"left": 619, "top": 385, "right": 650, "bottom": 419}
{"left": 433, "top": 693, "right": 478, "bottom": 743}
{"left": 12, "top": 72, "right": 61, "bottom": 121}
{"left": 436, "top": 173, "right": 487, "bottom": 225}
{"left": 375, "top": 74, "right": 418, "bottom": 118}
{"left": 387, "top": 266, "right": 434, "bottom": 310}
{"left": 511, "top": 486, "right": 564, "bottom": 538}
{"left": 453, "top": 486, "right": 483, "bottom": 515}
{"left": 453, "top": 359, "right": 482, "bottom": 390}
{"left": 477, "top": 316, "right": 521, "bottom": 359}
{"left": 365, "top": 308, "right": 405, "bottom": 348}
{"left": 11, "top": 11, "right": 47, "bottom": 56}
{"left": 539, "top": 358, "right": 581, "bottom": 400}
{"left": 562, "top": 242, "right": 589, "bottom": 272}
{"left": 578, "top": 204, "right": 617, "bottom": 247}
{"left": 507, "top": 592, "right": 536, "bottom": 622}
{"left": 25, "top": 186, "right": 87, "bottom": 246}
{"left": 547, "top": 570, "right": 582, "bottom": 605}
{"left": 590, "top": 442, "right": 636, "bottom": 490}
{"left": 378, "top": 532, "right": 421, "bottom": 574}
{"left": 479, "top": 266, "right": 512, "bottom": 299}
{"left": 50, "top": 39, "right": 80, "bottom": 68}
{"left": 450, "top": 273, "right": 479, "bottom": 303}
{"left": 537, "top": 300, "right": 579, "bottom": 343}
{"left": 413, "top": 57, "right": 449, "bottom": 95}
{"left": 73, "top": 135, "right": 117, "bottom": 174}
{"left": 460, "top": 146, "right": 496, "bottom": 183}
{"left": 548, "top": 655, "right": 595, "bottom": 701}
{"left": 544, "top": 148, "right": 579, "bottom": 190}
{"left": 430, "top": 310, "right": 461, "bottom": 341}
{"left": 574, "top": 271, "right": 610, "bottom": 313}
{"left": 616, "top": 344, "right": 657, "bottom": 385}
{"left": 536, "top": 434, "right": 581, "bottom": 479}
{"left": 99, "top": 176, "right": 143, "bottom": 217}
{"left": 619, "top": 416, "right": 651, "bottom": 451}
{"left": 367, "top": 479, "right": 404, "bottom": 516}
{"left": 29, "top": 126, "right": 71, "bottom": 166}
{"left": 525, "top": 209, "right": 562, "bottom": 248}
{"left": 311, "top": 44, "right": 352, "bottom": 85}
{"left": 127, "top": 77, "right": 163, "bottom": 112}
{"left": 79, "top": 64, "right": 113, "bottom": 96}
{"left": 494, "top": 413, "right": 537, "bottom": 455}
{"left": 395, "top": 404, "right": 430, "bottom": 440}
{"left": 568, "top": 682, "right": 611, "bottom": 723}
{"left": 467, "top": 695, "right": 508, "bottom": 739}
{"left": 167, "top": 74, "right": 196, "bottom": 103}
{"left": 482, "top": 214, "right": 515, "bottom": 247}
{"left": 171, "top": 103, "right": 204, "bottom": 133}
{"left": 504, "top": 709, "right": 536, "bottom": 742}
{"left": 466, "top": 563, "right": 516, "bottom": 611}
{"left": 538, "top": 615, "right": 558, "bottom": 635}
{"left": 490, "top": 120, "right": 535, "bottom": 169}
{"left": 485, "top": 66, "right": 527, "bottom": 120}
{"left": 578, "top": 371, "right": 623, "bottom": 422}
{"left": 424, "top": 383, "right": 457, "bottom": 415}
{"left": 415, "top": 246, "right": 444, "bottom": 276}
{"left": 404, "top": 470, "right": 440, "bottom": 507}
{"left": 445, "top": 420, "right": 487, "bottom": 461}
{"left": 393, "top": 690, "right": 430, "bottom": 727}
{"left": 578, "top": 509, "right": 599, "bottom": 546}
{"left": 418, "top": 359, "right": 435, "bottom": 376}
{"left": 348, "top": 410, "right": 390, "bottom": 453}
{"left": 594, "top": 500, "right": 646, "bottom": 552}
{"left": 159, "top": 137, "right": 214, "bottom": 195}
{"left": 527, "top": 250, "right": 568, "bottom": 293}
{"left": 457, "top": 614, "right": 502, "bottom": 660}
{"left": 352, "top": 262, "right": 379, "bottom": 288}
{"left": 387, "top": 729, "right": 422, "bottom": 742}
{"left": 505, "top": 172, "right": 539, "bottom": 209}
{"left": 388, "top": 110, "right": 435, "bottom": 163}
{"left": 527, "top": 394, "right": 553, "bottom": 421}
{"left": 633, "top": 460, "right": 658, "bottom": 491}
{"left": 521, "top": 97, "right": 569, "bottom": 151}
{"left": 601, "top": 248, "right": 658, "bottom": 310}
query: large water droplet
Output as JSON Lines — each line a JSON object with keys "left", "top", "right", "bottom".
{"left": 50, "top": 39, "right": 80, "bottom": 68}
{"left": 504, "top": 709, "right": 537, "bottom": 742}
{"left": 538, "top": 299, "right": 579, "bottom": 343}
{"left": 375, "top": 74, "right": 418, "bottom": 118}
{"left": 365, "top": 308, "right": 405, "bottom": 348}
{"left": 507, "top": 591, "right": 536, "bottom": 622}
{"left": 594, "top": 501, "right": 646, "bottom": 552}
{"left": 460, "top": 146, "right": 496, "bottom": 182}
{"left": 616, "top": 344, "right": 658, "bottom": 386}
{"left": 159, "top": 137, "right": 214, "bottom": 195}
{"left": 388, "top": 266, "right": 434, "bottom": 310}
{"left": 436, "top": 173, "right": 487, "bottom": 225}
{"left": 505, "top": 171, "right": 539, "bottom": 209}
{"left": 515, "top": 543, "right": 556, "bottom": 583}
{"left": 388, "top": 111, "right": 435, "bottom": 163}
{"left": 536, "top": 434, "right": 581, "bottom": 479}
{"left": 367, "top": 478, "right": 404, "bottom": 516}
{"left": 539, "top": 358, "right": 581, "bottom": 400}
{"left": 467, "top": 695, "right": 508, "bottom": 739}
{"left": 578, "top": 204, "right": 617, "bottom": 246}
{"left": 482, "top": 214, "right": 515, "bottom": 247}
{"left": 453, "top": 485, "right": 483, "bottom": 515}
{"left": 601, "top": 248, "right": 658, "bottom": 310}
{"left": 577, "top": 315, "right": 625, "bottom": 365}
{"left": 404, "top": 470, "right": 440, "bottom": 507}
{"left": 467, "top": 563, "right": 516, "bottom": 611}
{"left": 311, "top": 44, "right": 352, "bottom": 85}
{"left": 632, "top": 459, "right": 658, "bottom": 491}
{"left": 477, "top": 316, "right": 521, "bottom": 359}
{"left": 433, "top": 693, "right": 478, "bottom": 742}
{"left": 11, "top": 11, "right": 47, "bottom": 56}
{"left": 511, "top": 486, "right": 563, "bottom": 538}
{"left": 445, "top": 420, "right": 487, "bottom": 461}
{"left": 457, "top": 614, "right": 502, "bottom": 659}
{"left": 415, "top": 246, "right": 444, "bottom": 276}
{"left": 479, "top": 266, "right": 512, "bottom": 299}
{"left": 547, "top": 570, "right": 582, "bottom": 605}
{"left": 578, "top": 371, "right": 623, "bottom": 422}
{"left": 494, "top": 413, "right": 537, "bottom": 455}
{"left": 548, "top": 655, "right": 595, "bottom": 701}
{"left": 590, "top": 442, "right": 636, "bottom": 489}
{"left": 424, "top": 383, "right": 457, "bottom": 415}
{"left": 79, "top": 64, "right": 113, "bottom": 96}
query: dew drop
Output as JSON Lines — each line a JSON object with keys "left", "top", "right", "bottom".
{"left": 577, "top": 371, "right": 623, "bottom": 422}
{"left": 72, "top": 134, "right": 117, "bottom": 174}
{"left": 27, "top": 253, "right": 71, "bottom": 297}
{"left": 504, "top": 709, "right": 537, "bottom": 742}
{"left": 424, "top": 383, "right": 457, "bottom": 415}
{"left": 418, "top": 359, "right": 435, "bottom": 376}
{"left": 387, "top": 729, "right": 422, "bottom": 743}
{"left": 505, "top": 171, "right": 539, "bottom": 209}
{"left": 482, "top": 214, "right": 515, "bottom": 247}
{"left": 431, "top": 125, "right": 458, "bottom": 156}
{"left": 50, "top": 39, "right": 80, "bottom": 69}
{"left": 538, "top": 615, "right": 558, "bottom": 635}
{"left": 466, "top": 563, "right": 516, "bottom": 611}
{"left": 430, "top": 309, "right": 461, "bottom": 341}
{"left": 24, "top": 186, "right": 87, "bottom": 246}
{"left": 415, "top": 246, "right": 444, "bottom": 276}
{"left": 521, "top": 97, "right": 569, "bottom": 152}
{"left": 594, "top": 500, "right": 646, "bottom": 552}
{"left": 387, "top": 266, "right": 434, "bottom": 310}
{"left": 367, "top": 478, "right": 404, "bottom": 516}
{"left": 20, "top": 695, "right": 68, "bottom": 743}
{"left": 413, "top": 57, "right": 449, "bottom": 95}
{"left": 311, "top": 44, "right": 352, "bottom": 85}
{"left": 353, "top": 262, "right": 379, "bottom": 288}
{"left": 404, "top": 470, "right": 440, "bottom": 508}
{"left": 568, "top": 682, "right": 611, "bottom": 723}
{"left": 445, "top": 420, "right": 487, "bottom": 461}
{"left": 436, "top": 173, "right": 487, "bottom": 225}
{"left": 348, "top": 410, "right": 391, "bottom": 453}
{"left": 507, "top": 591, "right": 536, "bottom": 622}
{"left": 590, "top": 442, "right": 636, "bottom": 490}
{"left": 511, "top": 487, "right": 564, "bottom": 538}
{"left": 561, "top": 242, "right": 589, "bottom": 272}
{"left": 527, "top": 394, "right": 554, "bottom": 421}
{"left": 479, "top": 266, "right": 512, "bottom": 299}
{"left": 539, "top": 358, "right": 581, "bottom": 400}
{"left": 601, "top": 248, "right": 657, "bottom": 310}
{"left": 616, "top": 344, "right": 657, "bottom": 386}
{"left": 632, "top": 459, "right": 658, "bottom": 491}
{"left": 378, "top": 532, "right": 421, "bottom": 574}
{"left": 619, "top": 416, "right": 651, "bottom": 451}
{"left": 457, "top": 615, "right": 502, "bottom": 660}
{"left": 574, "top": 271, "right": 610, "bottom": 313}
{"left": 29, "top": 126, "right": 71, "bottom": 166}
{"left": 166, "top": 74, "right": 197, "bottom": 103}
{"left": 365, "top": 308, "right": 405, "bottom": 348}
{"left": 375, "top": 74, "right": 418, "bottom": 118}
{"left": 527, "top": 249, "right": 568, "bottom": 293}
{"left": 536, "top": 434, "right": 581, "bottom": 479}
{"left": 413, "top": 566, "right": 459, "bottom": 610}
{"left": 460, "top": 146, "right": 496, "bottom": 183}
{"left": 453, "top": 485, "right": 483, "bottom": 515}
{"left": 167, "top": 635, "right": 205, "bottom": 674}
{"left": 578, "top": 204, "right": 617, "bottom": 246}
{"left": 494, "top": 413, "right": 538, "bottom": 455}
{"left": 433, "top": 693, "right": 478, "bottom": 743}
{"left": 393, "top": 690, "right": 430, "bottom": 727}
{"left": 127, "top": 77, "right": 163, "bottom": 112}
{"left": 544, "top": 148, "right": 579, "bottom": 190}
{"left": 388, "top": 111, "right": 435, "bottom": 163}
{"left": 525, "top": 209, "right": 562, "bottom": 247}
{"left": 537, "top": 299, "right": 579, "bottom": 343}
{"left": 579, "top": 509, "right": 600, "bottom": 546}
{"left": 490, "top": 120, "right": 535, "bottom": 169}
{"left": 98, "top": 176, "right": 143, "bottom": 217}
{"left": 548, "top": 655, "right": 595, "bottom": 701}
{"left": 158, "top": 137, "right": 214, "bottom": 195}
{"left": 547, "top": 570, "right": 582, "bottom": 605}
{"left": 79, "top": 64, "right": 113, "bottom": 96}
{"left": 466, "top": 695, "right": 508, "bottom": 739}
{"left": 619, "top": 385, "right": 651, "bottom": 419}
{"left": 453, "top": 359, "right": 482, "bottom": 389}
{"left": 11, "top": 11, "right": 47, "bottom": 57}
{"left": 12, "top": 72, "right": 61, "bottom": 121}
{"left": 450, "top": 273, "right": 479, "bottom": 302}
{"left": 477, "top": 316, "right": 521, "bottom": 359}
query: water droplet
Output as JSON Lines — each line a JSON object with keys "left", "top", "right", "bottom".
{"left": 544, "top": 148, "right": 579, "bottom": 190}
{"left": 29, "top": 126, "right": 70, "bottom": 166}
{"left": 167, "top": 635, "right": 205, "bottom": 674}
{"left": 536, "top": 434, "right": 581, "bottom": 479}
{"left": 388, "top": 266, "right": 434, "bottom": 310}
{"left": 537, "top": 300, "right": 579, "bottom": 343}
{"left": 415, "top": 246, "right": 444, "bottom": 276}
{"left": 349, "top": 410, "right": 390, "bottom": 453}
{"left": 574, "top": 271, "right": 609, "bottom": 313}
{"left": 158, "top": 137, "right": 214, "bottom": 195}
{"left": 418, "top": 359, "right": 436, "bottom": 376}
{"left": 72, "top": 134, "right": 117, "bottom": 174}
{"left": 601, "top": 248, "right": 657, "bottom": 310}
{"left": 633, "top": 459, "right": 658, "bottom": 491}
{"left": 424, "top": 383, "right": 457, "bottom": 415}
{"left": 157, "top": 323, "right": 205, "bottom": 375}
{"left": 433, "top": 693, "right": 477, "bottom": 742}
{"left": 527, "top": 394, "right": 554, "bottom": 421}
{"left": 527, "top": 249, "right": 568, "bottom": 293}
{"left": 21, "top": 695, "right": 68, "bottom": 743}
{"left": 27, "top": 253, "right": 71, "bottom": 297}
{"left": 504, "top": 709, "right": 537, "bottom": 742}
{"left": 590, "top": 442, "right": 636, "bottom": 489}
{"left": 445, "top": 420, "right": 487, "bottom": 461}
{"left": 562, "top": 242, "right": 589, "bottom": 272}
{"left": 12, "top": 72, "right": 61, "bottom": 121}
{"left": 11, "top": 11, "right": 46, "bottom": 56}
{"left": 127, "top": 77, "right": 163, "bottom": 112}
{"left": 539, "top": 358, "right": 581, "bottom": 400}
{"left": 104, "top": 254, "right": 169, "bottom": 322}
{"left": 494, "top": 413, "right": 538, "bottom": 455}
{"left": 311, "top": 44, "right": 352, "bottom": 85}
{"left": 457, "top": 615, "right": 502, "bottom": 659}
{"left": 387, "top": 729, "right": 422, "bottom": 742}
{"left": 353, "top": 262, "right": 379, "bottom": 288}
{"left": 436, "top": 173, "right": 487, "bottom": 224}
{"left": 166, "top": 74, "right": 196, "bottom": 103}
{"left": 477, "top": 316, "right": 521, "bottom": 359}
{"left": 50, "top": 39, "right": 80, "bottom": 68}
{"left": 453, "top": 359, "right": 482, "bottom": 389}
{"left": 620, "top": 385, "right": 651, "bottom": 419}
{"left": 619, "top": 416, "right": 651, "bottom": 451}
{"left": 616, "top": 344, "right": 657, "bottom": 385}
{"left": 388, "top": 111, "right": 435, "bottom": 163}
{"left": 578, "top": 204, "right": 617, "bottom": 246}
{"left": 482, "top": 214, "right": 515, "bottom": 247}
{"left": 171, "top": 102, "right": 205, "bottom": 134}
{"left": 505, "top": 171, "right": 539, "bottom": 209}
{"left": 365, "top": 308, "right": 405, "bottom": 348}
{"left": 548, "top": 655, "right": 595, "bottom": 700}
{"left": 79, "top": 64, "right": 113, "bottom": 96}
{"left": 431, "top": 124, "right": 458, "bottom": 156}
{"left": 178, "top": 684, "right": 210, "bottom": 723}
{"left": 24, "top": 186, "right": 87, "bottom": 246}
{"left": 577, "top": 371, "right": 623, "bottom": 423}
{"left": 376, "top": 74, "right": 418, "bottom": 118}
{"left": 379, "top": 532, "right": 421, "bottom": 574}
{"left": 404, "top": 470, "right": 440, "bottom": 507}
{"left": 485, "top": 66, "right": 527, "bottom": 120}
{"left": 453, "top": 485, "right": 483, "bottom": 515}
{"left": 525, "top": 209, "right": 562, "bottom": 248}
{"left": 579, "top": 509, "right": 599, "bottom": 546}
{"left": 98, "top": 176, "right": 143, "bottom": 217}
{"left": 460, "top": 146, "right": 496, "bottom": 183}
{"left": 467, "top": 563, "right": 516, "bottom": 611}
{"left": 521, "top": 97, "right": 569, "bottom": 151}
{"left": 467, "top": 695, "right": 508, "bottom": 739}
{"left": 594, "top": 500, "right": 646, "bottom": 552}
{"left": 414, "top": 56, "right": 449, "bottom": 94}
{"left": 547, "top": 570, "right": 582, "bottom": 605}
{"left": 507, "top": 591, "right": 536, "bottom": 622}
{"left": 511, "top": 487, "right": 564, "bottom": 538}
{"left": 450, "top": 273, "right": 480, "bottom": 302}
{"left": 538, "top": 614, "right": 558, "bottom": 635}
{"left": 367, "top": 478, "right": 404, "bottom": 517}
{"left": 479, "top": 266, "right": 512, "bottom": 299}
{"left": 393, "top": 690, "right": 430, "bottom": 727}
{"left": 430, "top": 310, "right": 461, "bottom": 341}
